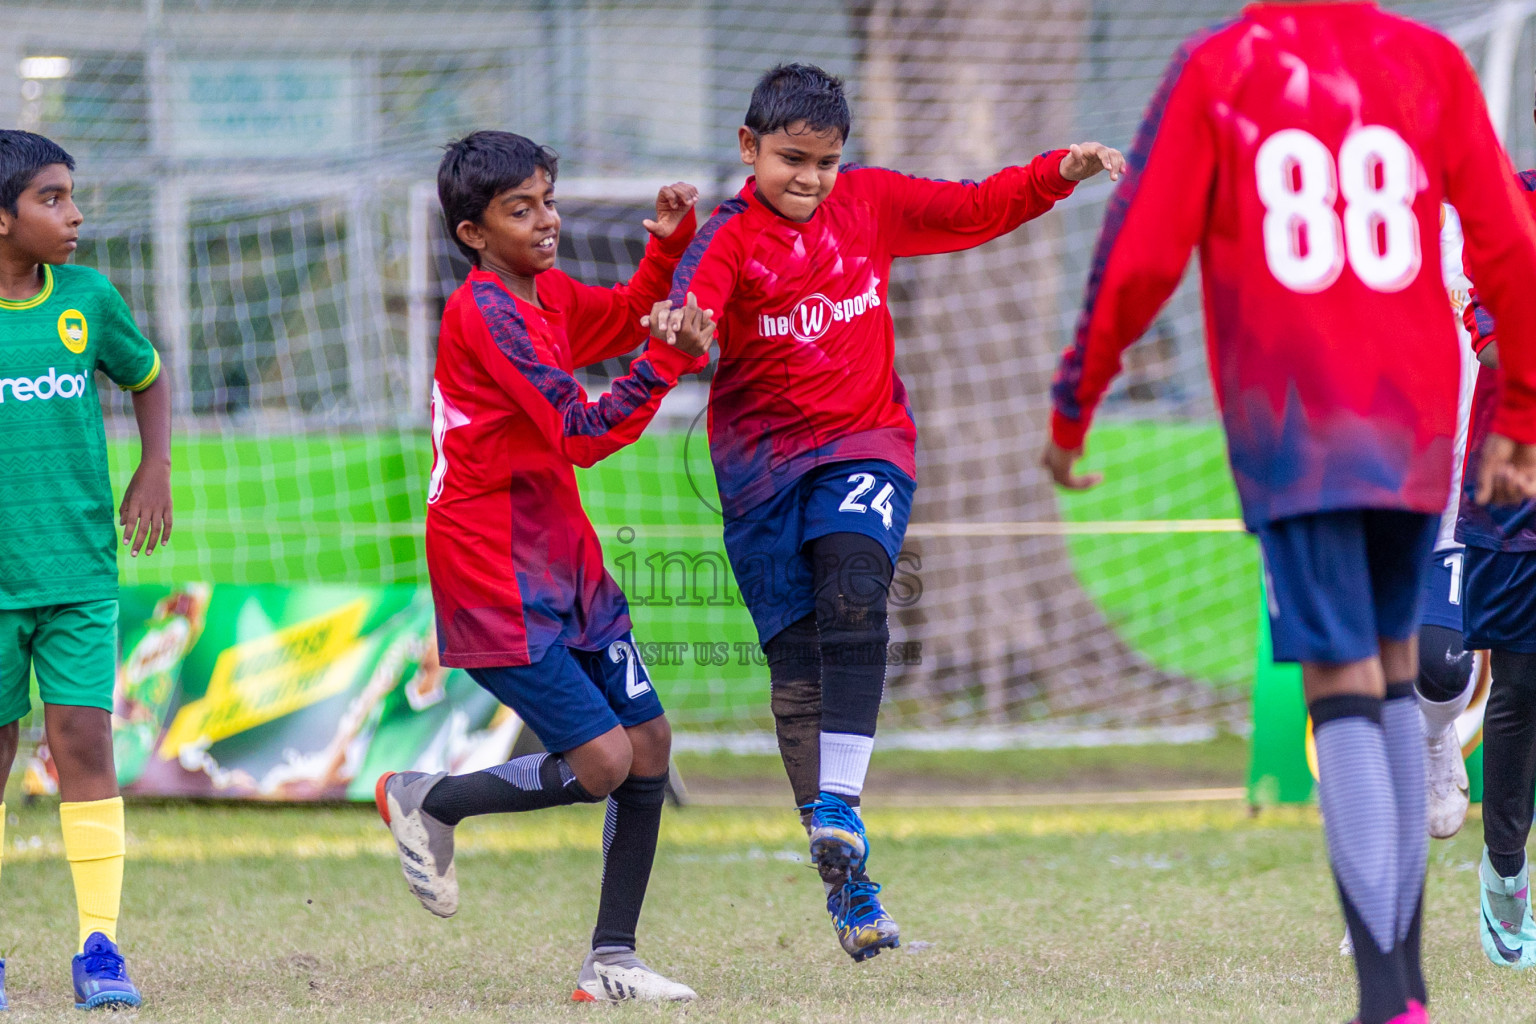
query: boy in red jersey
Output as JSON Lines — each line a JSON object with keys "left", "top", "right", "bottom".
{"left": 1045, "top": 6, "right": 1536, "bottom": 1023}
{"left": 375, "top": 131, "right": 714, "bottom": 1003}
{"left": 667, "top": 62, "right": 1125, "bottom": 961}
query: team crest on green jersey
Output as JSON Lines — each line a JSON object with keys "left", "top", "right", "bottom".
{"left": 58, "top": 309, "right": 88, "bottom": 353}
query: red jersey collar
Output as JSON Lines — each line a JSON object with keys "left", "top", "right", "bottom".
{"left": 466, "top": 266, "right": 565, "bottom": 320}
{"left": 736, "top": 176, "right": 822, "bottom": 230}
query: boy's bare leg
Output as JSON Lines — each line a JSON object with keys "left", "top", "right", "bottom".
{"left": 0, "top": 719, "right": 18, "bottom": 790}
{"left": 563, "top": 726, "right": 636, "bottom": 798}
{"left": 0, "top": 718, "right": 16, "bottom": 890}
{"left": 44, "top": 705, "right": 117, "bottom": 802}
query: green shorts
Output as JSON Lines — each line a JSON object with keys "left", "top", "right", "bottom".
{"left": 0, "top": 600, "right": 118, "bottom": 726}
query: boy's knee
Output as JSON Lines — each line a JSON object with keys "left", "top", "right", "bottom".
{"left": 579, "top": 762, "right": 629, "bottom": 800}
{"left": 625, "top": 716, "right": 671, "bottom": 777}
{"left": 1417, "top": 625, "right": 1473, "bottom": 703}
{"left": 573, "top": 744, "right": 634, "bottom": 798}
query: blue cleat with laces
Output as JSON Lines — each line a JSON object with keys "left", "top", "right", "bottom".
{"left": 805, "top": 792, "right": 901, "bottom": 961}
{"left": 1, "top": 957, "right": 8, "bottom": 1011}
{"left": 71, "top": 933, "right": 141, "bottom": 1010}
{"left": 828, "top": 876, "right": 901, "bottom": 962}
{"left": 807, "top": 791, "right": 868, "bottom": 883}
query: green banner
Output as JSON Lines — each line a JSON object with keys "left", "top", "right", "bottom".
{"left": 1246, "top": 578, "right": 1486, "bottom": 805}
{"left": 27, "top": 584, "right": 520, "bottom": 801}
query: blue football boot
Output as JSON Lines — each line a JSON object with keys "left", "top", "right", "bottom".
{"left": 828, "top": 876, "right": 901, "bottom": 962}
{"left": 71, "top": 933, "right": 141, "bottom": 1010}
{"left": 807, "top": 792, "right": 868, "bottom": 883}
{"left": 1, "top": 957, "right": 8, "bottom": 1011}
{"left": 805, "top": 793, "right": 901, "bottom": 961}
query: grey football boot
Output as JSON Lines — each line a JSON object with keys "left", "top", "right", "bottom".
{"left": 375, "top": 770, "right": 459, "bottom": 917}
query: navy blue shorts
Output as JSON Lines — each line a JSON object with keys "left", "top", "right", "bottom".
{"left": 1258, "top": 509, "right": 1439, "bottom": 664}
{"left": 1462, "top": 546, "right": 1536, "bottom": 652}
{"left": 1419, "top": 549, "right": 1465, "bottom": 632}
{"left": 468, "top": 633, "right": 665, "bottom": 754}
{"left": 723, "top": 459, "right": 915, "bottom": 644}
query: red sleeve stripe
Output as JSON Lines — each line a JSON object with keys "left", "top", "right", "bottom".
{"left": 473, "top": 281, "right": 666, "bottom": 439}
{"left": 668, "top": 196, "right": 748, "bottom": 305}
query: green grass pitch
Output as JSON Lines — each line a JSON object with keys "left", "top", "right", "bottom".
{"left": 0, "top": 786, "right": 1511, "bottom": 1023}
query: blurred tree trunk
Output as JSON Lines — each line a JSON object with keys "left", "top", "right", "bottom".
{"left": 853, "top": 0, "right": 1219, "bottom": 727}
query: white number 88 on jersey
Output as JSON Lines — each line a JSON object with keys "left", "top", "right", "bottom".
{"left": 1255, "top": 125, "right": 1422, "bottom": 294}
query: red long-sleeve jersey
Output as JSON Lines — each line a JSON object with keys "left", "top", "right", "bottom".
{"left": 427, "top": 219, "right": 703, "bottom": 668}
{"left": 1458, "top": 171, "right": 1536, "bottom": 552}
{"left": 671, "top": 155, "right": 1076, "bottom": 517}
{"left": 1051, "top": 2, "right": 1536, "bottom": 530}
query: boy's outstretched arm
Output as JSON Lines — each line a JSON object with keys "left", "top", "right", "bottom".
{"left": 1044, "top": 45, "right": 1215, "bottom": 490}
{"left": 121, "top": 373, "right": 172, "bottom": 556}
{"left": 565, "top": 183, "right": 700, "bottom": 367}
{"left": 875, "top": 142, "right": 1122, "bottom": 260}
{"left": 470, "top": 290, "right": 706, "bottom": 468}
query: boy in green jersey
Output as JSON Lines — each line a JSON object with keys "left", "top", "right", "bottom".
{"left": 0, "top": 130, "right": 171, "bottom": 1010}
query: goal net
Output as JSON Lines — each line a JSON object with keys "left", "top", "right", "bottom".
{"left": 11, "top": 0, "right": 1533, "bottom": 744}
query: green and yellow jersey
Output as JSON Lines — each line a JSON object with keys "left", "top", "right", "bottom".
{"left": 0, "top": 263, "right": 161, "bottom": 609}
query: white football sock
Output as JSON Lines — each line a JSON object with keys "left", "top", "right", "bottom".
{"left": 1418, "top": 663, "right": 1476, "bottom": 736}
{"left": 819, "top": 732, "right": 874, "bottom": 798}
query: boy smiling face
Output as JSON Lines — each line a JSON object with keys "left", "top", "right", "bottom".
{"left": 739, "top": 121, "right": 844, "bottom": 223}
{"left": 454, "top": 166, "right": 561, "bottom": 282}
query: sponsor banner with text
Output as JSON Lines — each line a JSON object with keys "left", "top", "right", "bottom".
{"left": 27, "top": 584, "right": 521, "bottom": 802}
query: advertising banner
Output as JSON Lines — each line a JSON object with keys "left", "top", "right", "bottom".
{"left": 28, "top": 584, "right": 521, "bottom": 802}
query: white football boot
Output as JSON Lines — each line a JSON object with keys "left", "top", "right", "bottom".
{"left": 1425, "top": 723, "right": 1470, "bottom": 839}
{"left": 572, "top": 948, "right": 697, "bottom": 1002}
{"left": 375, "top": 770, "right": 459, "bottom": 917}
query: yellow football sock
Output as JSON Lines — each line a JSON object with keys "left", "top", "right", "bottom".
{"left": 60, "top": 797, "right": 124, "bottom": 951}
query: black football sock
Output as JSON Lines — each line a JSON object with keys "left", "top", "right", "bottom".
{"left": 1484, "top": 650, "right": 1536, "bottom": 879}
{"left": 421, "top": 753, "right": 598, "bottom": 826}
{"left": 1381, "top": 681, "right": 1428, "bottom": 1006}
{"left": 1399, "top": 887, "right": 1425, "bottom": 1007}
{"left": 592, "top": 771, "right": 667, "bottom": 951}
{"left": 766, "top": 613, "right": 823, "bottom": 816}
{"left": 1311, "top": 693, "right": 1409, "bottom": 1024}
{"left": 809, "top": 532, "right": 891, "bottom": 799}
